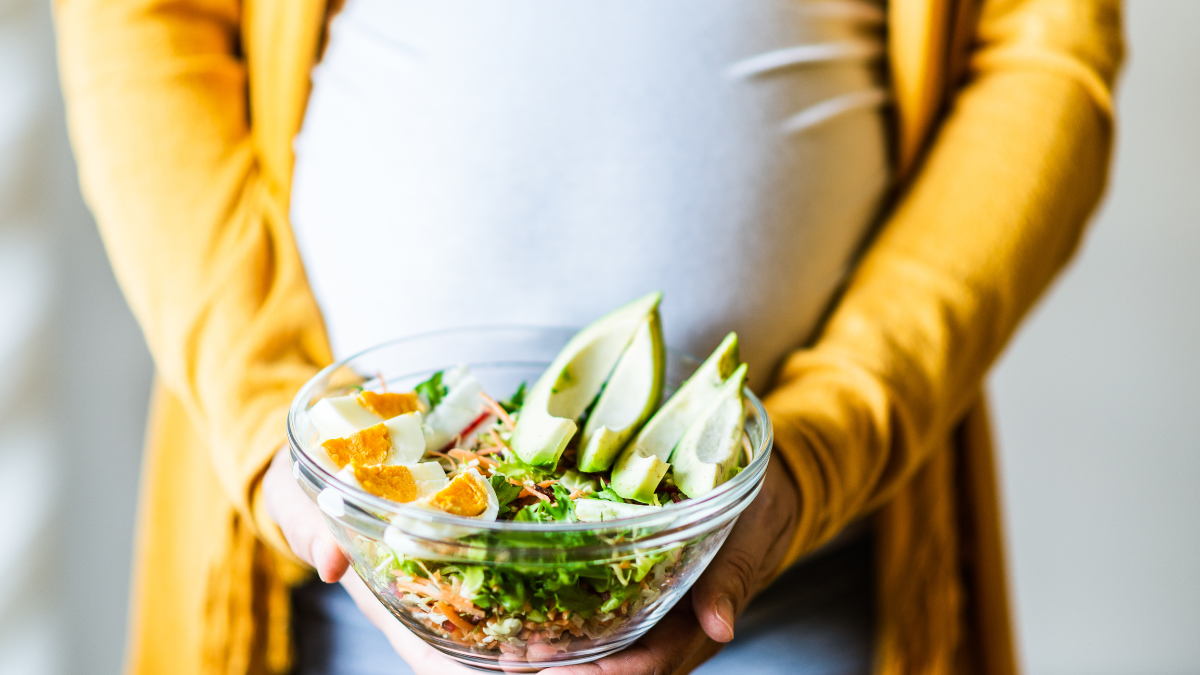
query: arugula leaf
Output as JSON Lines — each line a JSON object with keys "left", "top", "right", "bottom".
{"left": 499, "top": 381, "right": 526, "bottom": 413}
{"left": 513, "top": 483, "right": 577, "bottom": 523}
{"left": 546, "top": 483, "right": 576, "bottom": 521}
{"left": 493, "top": 450, "right": 555, "bottom": 484}
{"left": 490, "top": 475, "right": 523, "bottom": 507}
{"left": 414, "top": 371, "right": 447, "bottom": 410}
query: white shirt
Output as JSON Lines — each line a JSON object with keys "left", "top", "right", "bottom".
{"left": 291, "top": 0, "right": 890, "bottom": 390}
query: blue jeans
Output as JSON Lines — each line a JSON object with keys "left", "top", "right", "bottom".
{"left": 292, "top": 532, "right": 874, "bottom": 675}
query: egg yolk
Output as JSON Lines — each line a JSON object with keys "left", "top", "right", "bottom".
{"left": 358, "top": 391, "right": 420, "bottom": 419}
{"left": 429, "top": 472, "right": 489, "bottom": 517}
{"left": 354, "top": 464, "right": 418, "bottom": 503}
{"left": 322, "top": 423, "right": 391, "bottom": 468}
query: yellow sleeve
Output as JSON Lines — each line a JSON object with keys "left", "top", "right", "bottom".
{"left": 765, "top": 0, "right": 1123, "bottom": 568}
{"left": 54, "top": 0, "right": 331, "bottom": 556}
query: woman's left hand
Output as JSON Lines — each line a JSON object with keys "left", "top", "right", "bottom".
{"left": 346, "top": 460, "right": 799, "bottom": 675}
{"left": 539, "top": 459, "right": 799, "bottom": 675}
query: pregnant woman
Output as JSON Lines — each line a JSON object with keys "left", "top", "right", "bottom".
{"left": 290, "top": 3, "right": 889, "bottom": 673}
{"left": 54, "top": 1, "right": 1121, "bottom": 675}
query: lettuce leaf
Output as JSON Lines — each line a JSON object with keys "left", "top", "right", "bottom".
{"left": 415, "top": 370, "right": 447, "bottom": 410}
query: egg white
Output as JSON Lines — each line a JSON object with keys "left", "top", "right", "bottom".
{"left": 309, "top": 394, "right": 382, "bottom": 440}
{"left": 383, "top": 468, "right": 500, "bottom": 561}
{"left": 423, "top": 366, "right": 488, "bottom": 451}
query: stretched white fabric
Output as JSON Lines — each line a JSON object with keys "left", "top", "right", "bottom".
{"left": 292, "top": 0, "right": 890, "bottom": 389}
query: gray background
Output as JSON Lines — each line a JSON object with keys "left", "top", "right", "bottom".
{"left": 0, "top": 1, "right": 1195, "bottom": 674}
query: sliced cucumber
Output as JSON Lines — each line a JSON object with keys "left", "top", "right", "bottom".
{"left": 511, "top": 292, "right": 662, "bottom": 466}
{"left": 577, "top": 314, "right": 665, "bottom": 472}
{"left": 609, "top": 450, "right": 670, "bottom": 504}
{"left": 670, "top": 363, "right": 748, "bottom": 499}
{"left": 574, "top": 498, "right": 663, "bottom": 523}
{"left": 611, "top": 333, "right": 739, "bottom": 502}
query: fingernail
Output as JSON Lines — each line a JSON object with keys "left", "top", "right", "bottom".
{"left": 715, "top": 595, "right": 735, "bottom": 640}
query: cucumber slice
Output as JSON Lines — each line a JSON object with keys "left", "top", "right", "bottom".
{"left": 610, "top": 450, "right": 670, "bottom": 504}
{"left": 610, "top": 333, "right": 739, "bottom": 502}
{"left": 670, "top": 363, "right": 748, "bottom": 499}
{"left": 574, "top": 498, "right": 663, "bottom": 523}
{"left": 511, "top": 292, "right": 662, "bottom": 466}
{"left": 576, "top": 314, "right": 666, "bottom": 472}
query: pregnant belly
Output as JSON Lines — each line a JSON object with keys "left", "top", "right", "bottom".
{"left": 290, "top": 0, "right": 892, "bottom": 390}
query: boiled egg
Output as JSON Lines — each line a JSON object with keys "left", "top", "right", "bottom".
{"left": 416, "top": 468, "right": 499, "bottom": 521}
{"left": 382, "top": 468, "right": 499, "bottom": 561}
{"left": 310, "top": 391, "right": 423, "bottom": 440}
{"left": 423, "top": 366, "right": 488, "bottom": 451}
{"left": 310, "top": 394, "right": 382, "bottom": 440}
{"left": 320, "top": 411, "right": 427, "bottom": 469}
{"left": 335, "top": 460, "right": 448, "bottom": 503}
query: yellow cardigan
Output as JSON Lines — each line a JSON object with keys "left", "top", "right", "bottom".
{"left": 54, "top": 1, "right": 1122, "bottom": 673}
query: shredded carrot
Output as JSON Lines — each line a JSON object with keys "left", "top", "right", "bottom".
{"left": 568, "top": 489, "right": 582, "bottom": 500}
{"left": 395, "top": 578, "right": 485, "bottom": 618}
{"left": 479, "top": 393, "right": 516, "bottom": 430}
{"left": 427, "top": 449, "right": 457, "bottom": 471}
{"left": 394, "top": 579, "right": 438, "bottom": 598}
{"left": 508, "top": 478, "right": 524, "bottom": 487}
{"left": 448, "top": 448, "right": 498, "bottom": 469}
{"left": 441, "top": 591, "right": 484, "bottom": 618}
{"left": 437, "top": 601, "right": 476, "bottom": 633}
{"left": 519, "top": 486, "right": 550, "bottom": 502}
{"left": 377, "top": 371, "right": 389, "bottom": 393}
{"left": 536, "top": 480, "right": 556, "bottom": 488}
{"left": 488, "top": 428, "right": 508, "bottom": 450}
{"left": 474, "top": 446, "right": 504, "bottom": 456}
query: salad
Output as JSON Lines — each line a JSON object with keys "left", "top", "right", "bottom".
{"left": 304, "top": 292, "right": 753, "bottom": 655}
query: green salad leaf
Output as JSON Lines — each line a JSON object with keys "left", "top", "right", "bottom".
{"left": 493, "top": 449, "right": 555, "bottom": 484}
{"left": 513, "top": 483, "right": 576, "bottom": 523}
{"left": 415, "top": 370, "right": 447, "bottom": 410}
{"left": 499, "top": 381, "right": 526, "bottom": 414}
{"left": 489, "top": 475, "right": 523, "bottom": 507}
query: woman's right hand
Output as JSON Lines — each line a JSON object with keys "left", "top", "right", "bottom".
{"left": 261, "top": 447, "right": 477, "bottom": 674}
{"left": 262, "top": 446, "right": 351, "bottom": 582}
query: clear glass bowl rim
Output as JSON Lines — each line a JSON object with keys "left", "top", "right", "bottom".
{"left": 287, "top": 325, "right": 773, "bottom": 533}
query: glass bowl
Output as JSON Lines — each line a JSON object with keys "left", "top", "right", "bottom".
{"left": 287, "top": 327, "right": 773, "bottom": 672}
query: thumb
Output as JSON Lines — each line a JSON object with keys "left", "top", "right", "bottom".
{"left": 263, "top": 447, "right": 351, "bottom": 582}
{"left": 691, "top": 462, "right": 799, "bottom": 643}
{"left": 691, "top": 521, "right": 765, "bottom": 643}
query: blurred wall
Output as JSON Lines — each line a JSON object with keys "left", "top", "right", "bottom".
{"left": 0, "top": 1, "right": 64, "bottom": 673}
{"left": 3, "top": 1, "right": 1196, "bottom": 675}
{"left": 0, "top": 2, "right": 152, "bottom": 675}
{"left": 991, "top": 1, "right": 1200, "bottom": 674}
